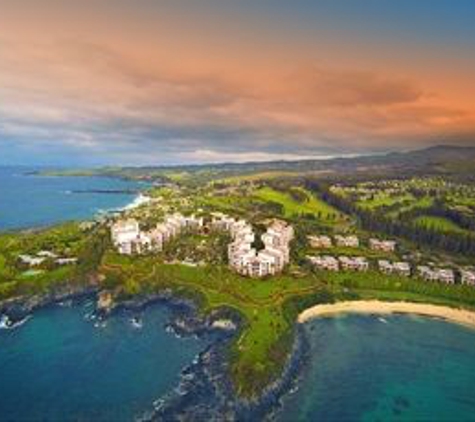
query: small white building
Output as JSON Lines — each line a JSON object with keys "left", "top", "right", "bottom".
{"left": 335, "top": 235, "right": 359, "bottom": 248}
{"left": 369, "top": 238, "right": 397, "bottom": 252}
{"left": 37, "top": 250, "right": 58, "bottom": 259}
{"left": 308, "top": 235, "right": 332, "bottom": 249}
{"left": 461, "top": 270, "right": 475, "bottom": 286}
{"left": 339, "top": 256, "right": 368, "bottom": 271}
{"left": 437, "top": 269, "right": 455, "bottom": 284}
{"left": 378, "top": 260, "right": 393, "bottom": 274}
{"left": 56, "top": 257, "right": 78, "bottom": 266}
{"left": 417, "top": 265, "right": 438, "bottom": 281}
{"left": 18, "top": 254, "right": 46, "bottom": 267}
{"left": 393, "top": 262, "right": 411, "bottom": 277}
{"left": 308, "top": 255, "right": 339, "bottom": 271}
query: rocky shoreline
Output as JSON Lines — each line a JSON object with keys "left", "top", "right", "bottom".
{"left": 0, "top": 284, "right": 100, "bottom": 327}
{"left": 0, "top": 287, "right": 309, "bottom": 421}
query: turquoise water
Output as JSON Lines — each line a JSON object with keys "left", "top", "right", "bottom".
{"left": 280, "top": 315, "right": 475, "bottom": 422}
{"left": 0, "top": 166, "right": 145, "bottom": 231}
{"left": 0, "top": 302, "right": 207, "bottom": 421}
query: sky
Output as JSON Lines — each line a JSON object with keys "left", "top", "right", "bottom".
{"left": 1, "top": 0, "right": 475, "bottom": 166}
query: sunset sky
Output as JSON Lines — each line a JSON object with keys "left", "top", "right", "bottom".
{"left": 1, "top": 0, "right": 475, "bottom": 166}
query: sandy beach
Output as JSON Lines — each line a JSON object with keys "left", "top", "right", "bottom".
{"left": 298, "top": 300, "right": 475, "bottom": 329}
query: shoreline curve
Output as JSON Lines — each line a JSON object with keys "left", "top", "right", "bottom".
{"left": 298, "top": 300, "right": 475, "bottom": 329}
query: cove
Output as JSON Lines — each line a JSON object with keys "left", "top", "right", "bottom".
{"left": 0, "top": 166, "right": 146, "bottom": 231}
{"left": 0, "top": 300, "right": 208, "bottom": 421}
{"left": 279, "top": 314, "right": 475, "bottom": 421}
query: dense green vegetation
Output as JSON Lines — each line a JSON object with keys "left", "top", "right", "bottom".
{"left": 317, "top": 177, "right": 475, "bottom": 257}
{"left": 0, "top": 223, "right": 108, "bottom": 300}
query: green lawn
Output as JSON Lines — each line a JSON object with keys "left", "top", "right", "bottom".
{"left": 357, "top": 192, "right": 415, "bottom": 210}
{"left": 387, "top": 196, "right": 434, "bottom": 217}
{"left": 254, "top": 187, "right": 341, "bottom": 220}
{"left": 323, "top": 270, "right": 475, "bottom": 309}
{"left": 216, "top": 171, "right": 298, "bottom": 184}
{"left": 413, "top": 215, "right": 467, "bottom": 234}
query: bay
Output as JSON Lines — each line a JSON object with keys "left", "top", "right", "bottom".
{"left": 0, "top": 166, "right": 145, "bottom": 231}
{"left": 0, "top": 302, "right": 207, "bottom": 421}
{"left": 279, "top": 315, "right": 475, "bottom": 421}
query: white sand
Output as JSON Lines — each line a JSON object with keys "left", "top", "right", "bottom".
{"left": 298, "top": 300, "right": 475, "bottom": 329}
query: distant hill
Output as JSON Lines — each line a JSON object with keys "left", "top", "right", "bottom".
{"left": 37, "top": 144, "right": 475, "bottom": 183}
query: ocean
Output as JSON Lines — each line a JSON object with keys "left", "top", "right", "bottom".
{"left": 0, "top": 166, "right": 146, "bottom": 231}
{"left": 279, "top": 314, "right": 475, "bottom": 421}
{"left": 0, "top": 301, "right": 208, "bottom": 421}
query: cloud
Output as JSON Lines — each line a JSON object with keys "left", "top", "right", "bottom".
{"left": 286, "top": 67, "right": 423, "bottom": 107}
{"left": 0, "top": 36, "right": 474, "bottom": 166}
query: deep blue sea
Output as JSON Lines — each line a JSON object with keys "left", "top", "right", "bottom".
{"left": 0, "top": 302, "right": 207, "bottom": 421}
{"left": 280, "top": 315, "right": 475, "bottom": 422}
{"left": 0, "top": 166, "right": 145, "bottom": 231}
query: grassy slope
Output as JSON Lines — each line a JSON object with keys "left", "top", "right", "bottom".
{"left": 414, "top": 215, "right": 468, "bottom": 234}
{"left": 254, "top": 187, "right": 340, "bottom": 220}
{"left": 323, "top": 270, "right": 475, "bottom": 309}
{"left": 216, "top": 171, "right": 298, "bottom": 184}
{"left": 387, "top": 196, "right": 434, "bottom": 217}
{"left": 357, "top": 192, "right": 415, "bottom": 209}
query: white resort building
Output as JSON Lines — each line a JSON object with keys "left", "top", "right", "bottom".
{"left": 378, "top": 260, "right": 411, "bottom": 277}
{"left": 369, "top": 238, "right": 397, "bottom": 252}
{"left": 461, "top": 270, "right": 475, "bottom": 286}
{"left": 335, "top": 235, "right": 360, "bottom": 248}
{"left": 308, "top": 255, "right": 339, "bottom": 271}
{"left": 417, "top": 266, "right": 455, "bottom": 284}
{"left": 111, "top": 214, "right": 203, "bottom": 255}
{"left": 338, "top": 256, "right": 368, "bottom": 271}
{"left": 308, "top": 235, "right": 332, "bottom": 249}
{"left": 218, "top": 215, "right": 293, "bottom": 278}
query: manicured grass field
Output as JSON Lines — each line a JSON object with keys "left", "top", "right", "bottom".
{"left": 387, "top": 196, "right": 434, "bottom": 217}
{"left": 217, "top": 171, "right": 298, "bottom": 184}
{"left": 413, "top": 215, "right": 467, "bottom": 233}
{"left": 356, "top": 192, "right": 414, "bottom": 209}
{"left": 323, "top": 270, "right": 475, "bottom": 309}
{"left": 254, "top": 187, "right": 341, "bottom": 220}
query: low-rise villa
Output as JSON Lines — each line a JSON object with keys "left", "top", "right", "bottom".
{"left": 308, "top": 255, "right": 339, "bottom": 271}
{"left": 378, "top": 260, "right": 410, "bottom": 277}
{"left": 461, "top": 270, "right": 475, "bottom": 285}
{"left": 308, "top": 235, "right": 332, "bottom": 249}
{"left": 338, "top": 256, "right": 368, "bottom": 271}
{"left": 437, "top": 269, "right": 455, "bottom": 284}
{"left": 369, "top": 238, "right": 397, "bottom": 252}
{"left": 417, "top": 265, "right": 455, "bottom": 284}
{"left": 335, "top": 235, "right": 359, "bottom": 248}
{"left": 18, "top": 254, "right": 46, "bottom": 267}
